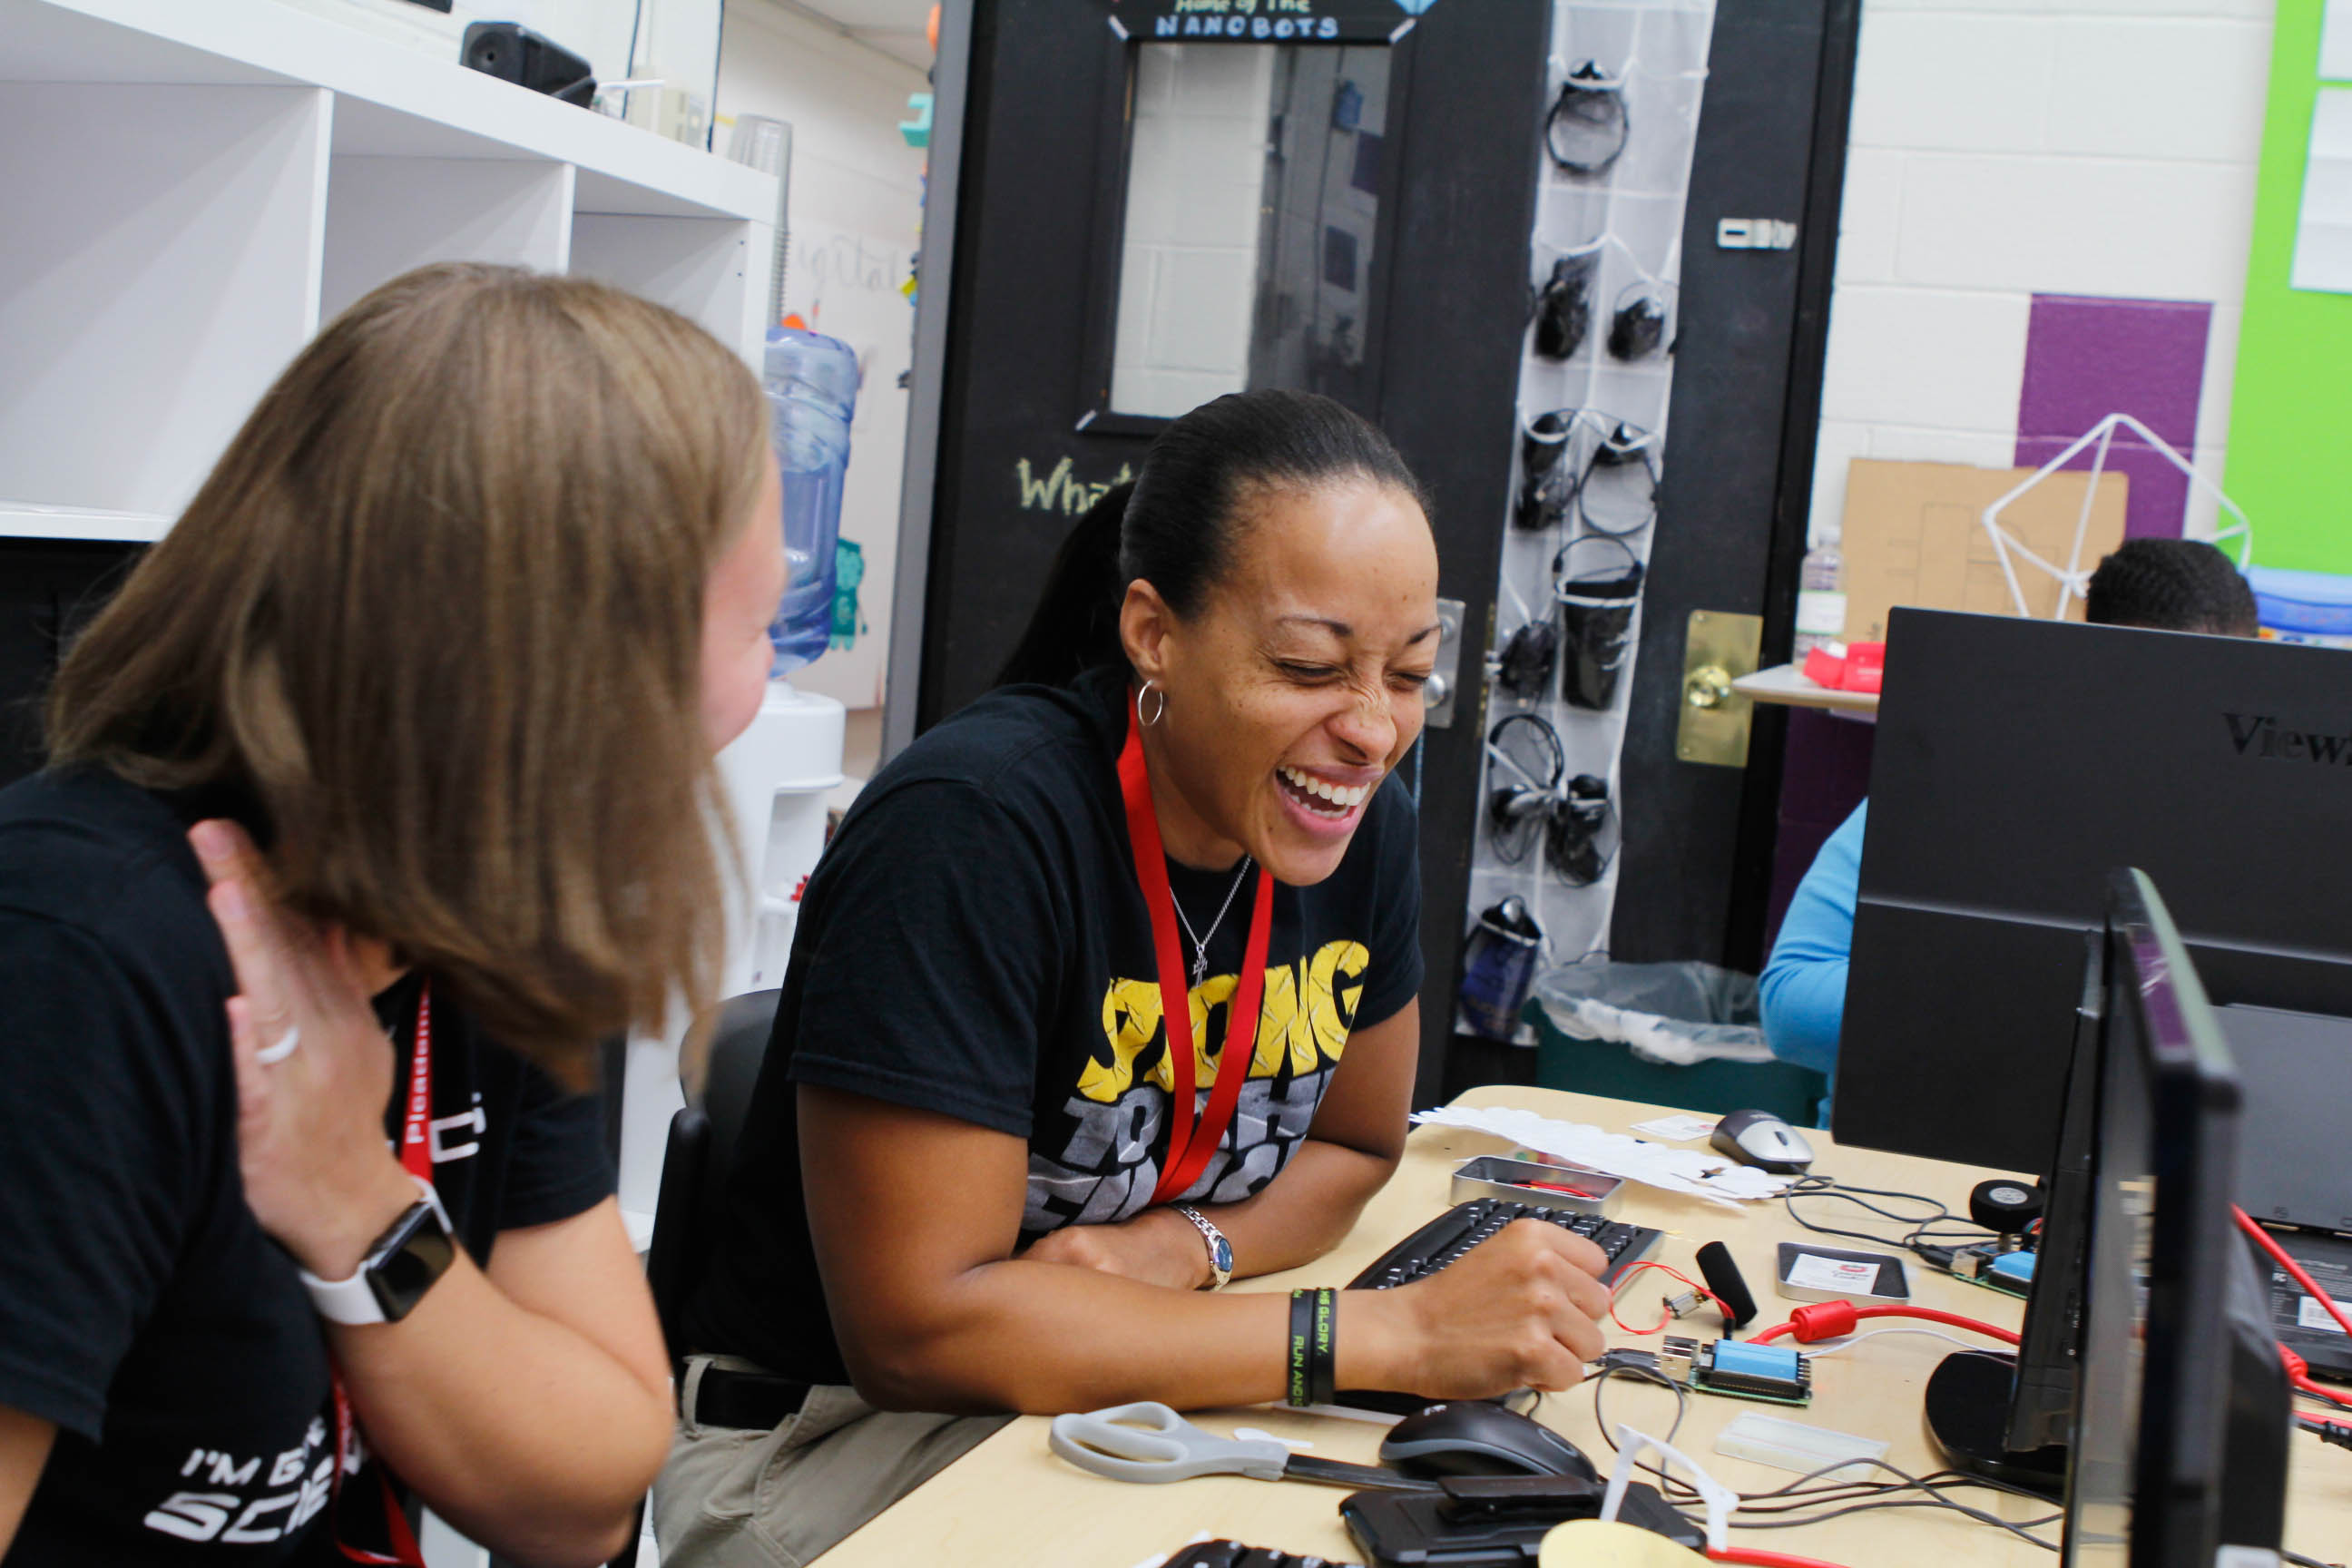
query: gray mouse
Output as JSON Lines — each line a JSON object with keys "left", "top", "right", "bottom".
{"left": 1710, "top": 1107, "right": 1815, "bottom": 1173}
{"left": 1378, "top": 1402, "right": 1599, "bottom": 1482}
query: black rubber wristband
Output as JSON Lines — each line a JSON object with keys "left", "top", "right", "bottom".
{"left": 1308, "top": 1288, "right": 1338, "bottom": 1407}
{"left": 1287, "top": 1289, "right": 1317, "bottom": 1407}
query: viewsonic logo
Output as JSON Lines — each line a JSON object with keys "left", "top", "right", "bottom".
{"left": 2224, "top": 712, "right": 2352, "bottom": 765}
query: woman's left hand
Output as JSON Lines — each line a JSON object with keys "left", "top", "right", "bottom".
{"left": 189, "top": 820, "right": 419, "bottom": 1282}
{"left": 1018, "top": 1207, "right": 1213, "bottom": 1290}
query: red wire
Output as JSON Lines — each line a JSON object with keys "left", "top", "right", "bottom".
{"left": 1710, "top": 1549, "right": 1857, "bottom": 1568}
{"left": 2297, "top": 1375, "right": 2352, "bottom": 1409}
{"left": 1746, "top": 1301, "right": 2019, "bottom": 1347}
{"left": 1609, "top": 1260, "right": 1736, "bottom": 1334}
{"left": 2237, "top": 1205, "right": 2352, "bottom": 1339}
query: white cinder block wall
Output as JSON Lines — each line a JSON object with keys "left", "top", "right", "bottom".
{"left": 1111, "top": 45, "right": 1279, "bottom": 417}
{"left": 1808, "top": 0, "right": 2275, "bottom": 548}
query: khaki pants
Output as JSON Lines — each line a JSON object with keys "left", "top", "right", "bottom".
{"left": 652, "top": 1356, "right": 1013, "bottom": 1567}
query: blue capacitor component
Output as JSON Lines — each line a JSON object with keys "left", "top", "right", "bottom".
{"left": 1710, "top": 1341, "right": 1803, "bottom": 1382}
{"left": 1989, "top": 1250, "right": 2038, "bottom": 1287}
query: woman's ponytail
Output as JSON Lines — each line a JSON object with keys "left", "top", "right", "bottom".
{"left": 995, "top": 390, "right": 1426, "bottom": 690}
{"left": 995, "top": 483, "right": 1134, "bottom": 688}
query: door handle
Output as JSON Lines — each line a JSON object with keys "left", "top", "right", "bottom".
{"left": 1676, "top": 611, "right": 1762, "bottom": 767}
{"left": 1423, "top": 598, "right": 1465, "bottom": 729}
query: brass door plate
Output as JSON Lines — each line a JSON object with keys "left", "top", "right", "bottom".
{"left": 1677, "top": 610, "right": 1763, "bottom": 768}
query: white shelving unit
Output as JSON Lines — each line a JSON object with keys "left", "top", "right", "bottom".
{"left": 0, "top": 0, "right": 778, "bottom": 540}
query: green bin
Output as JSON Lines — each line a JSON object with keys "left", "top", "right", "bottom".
{"left": 1524, "top": 961, "right": 1828, "bottom": 1128}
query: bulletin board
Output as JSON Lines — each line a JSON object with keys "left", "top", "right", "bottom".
{"left": 2225, "top": 0, "right": 2352, "bottom": 574}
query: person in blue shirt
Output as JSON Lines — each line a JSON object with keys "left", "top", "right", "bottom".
{"left": 1759, "top": 539, "right": 2260, "bottom": 1114}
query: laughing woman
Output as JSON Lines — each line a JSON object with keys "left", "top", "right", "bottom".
{"left": 658, "top": 390, "right": 1616, "bottom": 1568}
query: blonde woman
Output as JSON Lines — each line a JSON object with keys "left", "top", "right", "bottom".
{"left": 0, "top": 265, "right": 784, "bottom": 1566}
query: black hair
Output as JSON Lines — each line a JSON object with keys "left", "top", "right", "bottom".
{"left": 2083, "top": 537, "right": 2259, "bottom": 638}
{"left": 995, "top": 389, "right": 1428, "bottom": 688}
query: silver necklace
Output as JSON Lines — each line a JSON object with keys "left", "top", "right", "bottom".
{"left": 1171, "top": 858, "right": 1253, "bottom": 987}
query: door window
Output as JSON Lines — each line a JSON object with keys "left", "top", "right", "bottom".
{"left": 1108, "top": 43, "right": 1392, "bottom": 418}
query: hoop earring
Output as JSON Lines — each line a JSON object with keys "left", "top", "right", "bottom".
{"left": 1136, "top": 680, "right": 1168, "bottom": 729}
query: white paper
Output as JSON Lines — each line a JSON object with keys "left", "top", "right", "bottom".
{"left": 2325, "top": 0, "right": 2352, "bottom": 81}
{"left": 1412, "top": 1105, "right": 1796, "bottom": 1205}
{"left": 1784, "top": 1252, "right": 1885, "bottom": 1293}
{"left": 1631, "top": 1113, "right": 1720, "bottom": 1142}
{"left": 2293, "top": 91, "right": 2352, "bottom": 293}
{"left": 2300, "top": 1296, "right": 2349, "bottom": 1334}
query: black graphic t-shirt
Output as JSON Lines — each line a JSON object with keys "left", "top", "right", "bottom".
{"left": 0, "top": 769, "right": 614, "bottom": 1565}
{"left": 688, "top": 668, "right": 1422, "bottom": 1387}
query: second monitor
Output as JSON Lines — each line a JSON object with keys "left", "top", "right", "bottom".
{"left": 1836, "top": 607, "right": 2352, "bottom": 1173}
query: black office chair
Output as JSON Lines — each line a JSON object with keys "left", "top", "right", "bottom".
{"left": 611, "top": 988, "right": 781, "bottom": 1568}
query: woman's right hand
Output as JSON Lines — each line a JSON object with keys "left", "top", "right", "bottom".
{"left": 1341, "top": 1219, "right": 1612, "bottom": 1397}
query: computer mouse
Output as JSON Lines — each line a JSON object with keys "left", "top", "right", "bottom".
{"left": 1378, "top": 1401, "right": 1600, "bottom": 1482}
{"left": 1711, "top": 1107, "right": 1815, "bottom": 1174}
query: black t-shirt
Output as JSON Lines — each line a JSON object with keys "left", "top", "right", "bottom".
{"left": 0, "top": 769, "right": 614, "bottom": 1566}
{"left": 687, "top": 669, "right": 1423, "bottom": 1387}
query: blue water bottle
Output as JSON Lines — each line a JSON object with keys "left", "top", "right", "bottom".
{"left": 762, "top": 326, "right": 859, "bottom": 677}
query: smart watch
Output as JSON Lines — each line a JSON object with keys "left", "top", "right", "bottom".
{"left": 1171, "top": 1205, "right": 1235, "bottom": 1290}
{"left": 299, "top": 1177, "right": 457, "bottom": 1326}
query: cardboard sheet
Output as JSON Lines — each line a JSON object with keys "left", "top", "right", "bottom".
{"left": 1837, "top": 459, "right": 2130, "bottom": 642}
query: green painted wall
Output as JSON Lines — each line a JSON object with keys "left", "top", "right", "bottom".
{"left": 2227, "top": 2, "right": 2352, "bottom": 573}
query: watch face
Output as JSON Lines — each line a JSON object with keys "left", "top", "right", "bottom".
{"left": 365, "top": 1203, "right": 458, "bottom": 1323}
{"left": 1210, "top": 1235, "right": 1235, "bottom": 1275}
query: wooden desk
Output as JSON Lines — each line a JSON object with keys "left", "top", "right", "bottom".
{"left": 819, "top": 1086, "right": 2352, "bottom": 1566}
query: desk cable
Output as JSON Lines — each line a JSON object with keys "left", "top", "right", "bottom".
{"left": 1579, "top": 1359, "right": 2064, "bottom": 1554}
{"left": 1582, "top": 1190, "right": 2352, "bottom": 1563}
{"left": 1779, "top": 1174, "right": 2001, "bottom": 1263}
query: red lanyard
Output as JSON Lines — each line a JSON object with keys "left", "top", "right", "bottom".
{"left": 327, "top": 983, "right": 433, "bottom": 1566}
{"left": 396, "top": 981, "right": 434, "bottom": 1183}
{"left": 1119, "top": 702, "right": 1276, "bottom": 1205}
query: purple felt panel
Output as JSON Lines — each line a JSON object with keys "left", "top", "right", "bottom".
{"left": 1765, "top": 709, "right": 1877, "bottom": 954}
{"left": 2013, "top": 434, "right": 2190, "bottom": 543}
{"left": 2016, "top": 294, "right": 2210, "bottom": 451}
{"left": 1776, "top": 707, "right": 1877, "bottom": 828}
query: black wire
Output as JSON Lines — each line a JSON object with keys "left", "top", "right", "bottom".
{"left": 1728, "top": 1494, "right": 2059, "bottom": 1549}
{"left": 1584, "top": 1380, "right": 2072, "bottom": 1553}
{"left": 1589, "top": 1363, "right": 1687, "bottom": 1451}
{"left": 1544, "top": 64, "right": 1631, "bottom": 176}
{"left": 1571, "top": 428, "right": 1659, "bottom": 539}
{"left": 1724, "top": 1458, "right": 2063, "bottom": 1551}
{"left": 1782, "top": 1176, "right": 1998, "bottom": 1258}
{"left": 2285, "top": 1552, "right": 2341, "bottom": 1568}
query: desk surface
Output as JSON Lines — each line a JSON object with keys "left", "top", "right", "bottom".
{"left": 819, "top": 1085, "right": 2351, "bottom": 1567}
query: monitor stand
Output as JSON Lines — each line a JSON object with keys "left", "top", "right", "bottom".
{"left": 1922, "top": 1351, "right": 2068, "bottom": 1497}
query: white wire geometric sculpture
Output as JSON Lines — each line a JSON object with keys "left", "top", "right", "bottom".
{"left": 1978, "top": 413, "right": 2254, "bottom": 622}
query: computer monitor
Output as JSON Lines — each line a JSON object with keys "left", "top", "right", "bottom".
{"left": 2059, "top": 869, "right": 2288, "bottom": 1566}
{"left": 1837, "top": 607, "right": 2352, "bottom": 1173}
{"left": 1998, "top": 932, "right": 2099, "bottom": 1458}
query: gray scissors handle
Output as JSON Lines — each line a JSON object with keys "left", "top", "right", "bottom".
{"left": 1048, "top": 1403, "right": 1291, "bottom": 1484}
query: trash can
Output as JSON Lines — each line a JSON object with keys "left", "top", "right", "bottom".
{"left": 1526, "top": 959, "right": 1828, "bottom": 1127}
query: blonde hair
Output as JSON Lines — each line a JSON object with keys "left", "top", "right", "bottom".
{"left": 48, "top": 263, "right": 769, "bottom": 1077}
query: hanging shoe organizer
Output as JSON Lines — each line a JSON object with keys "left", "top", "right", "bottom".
{"left": 1461, "top": 0, "right": 1717, "bottom": 1042}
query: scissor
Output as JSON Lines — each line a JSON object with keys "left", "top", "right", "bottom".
{"left": 1048, "top": 1403, "right": 1439, "bottom": 1492}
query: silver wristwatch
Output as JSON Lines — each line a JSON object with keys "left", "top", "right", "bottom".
{"left": 1171, "top": 1204, "right": 1234, "bottom": 1290}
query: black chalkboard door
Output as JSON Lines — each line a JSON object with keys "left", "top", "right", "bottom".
{"left": 907, "top": 0, "right": 1857, "bottom": 1103}
{"left": 910, "top": 0, "right": 1549, "bottom": 1105}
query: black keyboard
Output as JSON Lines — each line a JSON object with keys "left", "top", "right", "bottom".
{"left": 1329, "top": 1199, "right": 1665, "bottom": 1416}
{"left": 1348, "top": 1198, "right": 1663, "bottom": 1292}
